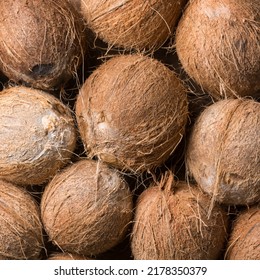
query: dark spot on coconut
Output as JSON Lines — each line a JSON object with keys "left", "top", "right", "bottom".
{"left": 30, "top": 64, "right": 54, "bottom": 77}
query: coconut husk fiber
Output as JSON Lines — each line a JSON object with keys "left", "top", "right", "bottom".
{"left": 186, "top": 98, "right": 260, "bottom": 207}
{"left": 81, "top": 0, "right": 188, "bottom": 52}
{"left": 0, "top": 0, "right": 87, "bottom": 90}
{"left": 41, "top": 159, "right": 133, "bottom": 256}
{"left": 0, "top": 86, "right": 76, "bottom": 186}
{"left": 0, "top": 180, "right": 43, "bottom": 260}
{"left": 176, "top": 0, "right": 260, "bottom": 99}
{"left": 131, "top": 171, "right": 228, "bottom": 260}
{"left": 76, "top": 54, "right": 188, "bottom": 173}
{"left": 225, "top": 205, "right": 260, "bottom": 260}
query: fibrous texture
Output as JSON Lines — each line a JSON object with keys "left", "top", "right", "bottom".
{"left": 176, "top": 0, "right": 260, "bottom": 99}
{"left": 225, "top": 206, "right": 260, "bottom": 260}
{"left": 131, "top": 172, "right": 228, "bottom": 260}
{"left": 41, "top": 159, "right": 133, "bottom": 256}
{"left": 0, "top": 180, "right": 43, "bottom": 260}
{"left": 0, "top": 0, "right": 87, "bottom": 90}
{"left": 0, "top": 86, "right": 76, "bottom": 186}
{"left": 76, "top": 54, "right": 188, "bottom": 173}
{"left": 186, "top": 99, "right": 260, "bottom": 205}
{"left": 81, "top": 0, "right": 187, "bottom": 51}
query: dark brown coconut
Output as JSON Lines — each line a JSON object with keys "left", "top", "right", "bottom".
{"left": 131, "top": 172, "right": 228, "bottom": 260}
{"left": 225, "top": 206, "right": 260, "bottom": 260}
{"left": 48, "top": 253, "right": 90, "bottom": 260}
{"left": 186, "top": 99, "right": 260, "bottom": 206}
{"left": 81, "top": 0, "right": 187, "bottom": 51}
{"left": 175, "top": 0, "right": 260, "bottom": 99}
{"left": 41, "top": 159, "right": 133, "bottom": 256}
{"left": 0, "top": 86, "right": 76, "bottom": 186}
{"left": 0, "top": 180, "right": 43, "bottom": 260}
{"left": 0, "top": 0, "right": 86, "bottom": 90}
{"left": 76, "top": 54, "right": 188, "bottom": 173}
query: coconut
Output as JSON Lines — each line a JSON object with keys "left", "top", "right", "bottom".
{"left": 0, "top": 0, "right": 87, "bottom": 91}
{"left": 48, "top": 252, "right": 90, "bottom": 260}
{"left": 81, "top": 0, "right": 187, "bottom": 51}
{"left": 186, "top": 99, "right": 260, "bottom": 206}
{"left": 0, "top": 86, "right": 76, "bottom": 186}
{"left": 41, "top": 159, "right": 133, "bottom": 256}
{"left": 175, "top": 0, "right": 260, "bottom": 99}
{"left": 225, "top": 206, "right": 260, "bottom": 260}
{"left": 0, "top": 180, "right": 43, "bottom": 260}
{"left": 131, "top": 172, "right": 228, "bottom": 260}
{"left": 76, "top": 54, "right": 188, "bottom": 173}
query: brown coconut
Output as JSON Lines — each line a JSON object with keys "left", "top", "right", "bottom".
{"left": 186, "top": 99, "right": 260, "bottom": 206}
{"left": 48, "top": 253, "right": 90, "bottom": 260}
{"left": 225, "top": 205, "right": 260, "bottom": 260}
{"left": 81, "top": 0, "right": 188, "bottom": 51}
{"left": 0, "top": 0, "right": 87, "bottom": 91}
{"left": 175, "top": 0, "right": 260, "bottom": 99}
{"left": 0, "top": 86, "right": 76, "bottom": 186}
{"left": 41, "top": 159, "right": 133, "bottom": 256}
{"left": 0, "top": 180, "right": 43, "bottom": 260}
{"left": 131, "top": 172, "right": 228, "bottom": 260}
{"left": 76, "top": 54, "right": 188, "bottom": 173}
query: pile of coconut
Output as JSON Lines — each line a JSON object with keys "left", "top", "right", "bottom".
{"left": 0, "top": 0, "right": 259, "bottom": 260}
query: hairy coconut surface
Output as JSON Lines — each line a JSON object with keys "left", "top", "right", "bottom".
{"left": 76, "top": 54, "right": 188, "bottom": 173}
{"left": 131, "top": 172, "right": 228, "bottom": 260}
{"left": 0, "top": 0, "right": 87, "bottom": 91}
{"left": 0, "top": 86, "right": 76, "bottom": 186}
{"left": 186, "top": 99, "right": 260, "bottom": 206}
{"left": 48, "top": 252, "right": 90, "bottom": 260}
{"left": 81, "top": 0, "right": 187, "bottom": 51}
{"left": 225, "top": 205, "right": 260, "bottom": 260}
{"left": 175, "top": 0, "right": 260, "bottom": 99}
{"left": 41, "top": 159, "right": 133, "bottom": 256}
{"left": 0, "top": 180, "right": 43, "bottom": 260}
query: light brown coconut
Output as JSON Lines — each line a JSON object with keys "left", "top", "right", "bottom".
{"left": 76, "top": 54, "right": 188, "bottom": 173}
{"left": 0, "top": 86, "right": 76, "bottom": 186}
{"left": 131, "top": 172, "right": 228, "bottom": 260}
{"left": 175, "top": 0, "right": 260, "bottom": 99}
{"left": 48, "top": 252, "right": 91, "bottom": 260}
{"left": 41, "top": 159, "right": 133, "bottom": 256}
{"left": 0, "top": 0, "right": 87, "bottom": 91}
{"left": 0, "top": 180, "right": 43, "bottom": 260}
{"left": 225, "top": 205, "right": 260, "bottom": 260}
{"left": 81, "top": 0, "right": 187, "bottom": 51}
{"left": 186, "top": 99, "right": 260, "bottom": 206}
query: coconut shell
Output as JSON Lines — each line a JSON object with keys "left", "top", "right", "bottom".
{"left": 175, "top": 0, "right": 260, "bottom": 99}
{"left": 0, "top": 0, "right": 87, "bottom": 91}
{"left": 76, "top": 54, "right": 188, "bottom": 173}
{"left": 41, "top": 159, "right": 133, "bottom": 256}
{"left": 225, "top": 206, "right": 260, "bottom": 260}
{"left": 0, "top": 86, "right": 76, "bottom": 186}
{"left": 81, "top": 0, "right": 187, "bottom": 51}
{"left": 131, "top": 172, "right": 228, "bottom": 260}
{"left": 48, "top": 253, "right": 91, "bottom": 260}
{"left": 186, "top": 99, "right": 260, "bottom": 205}
{"left": 0, "top": 180, "right": 43, "bottom": 260}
